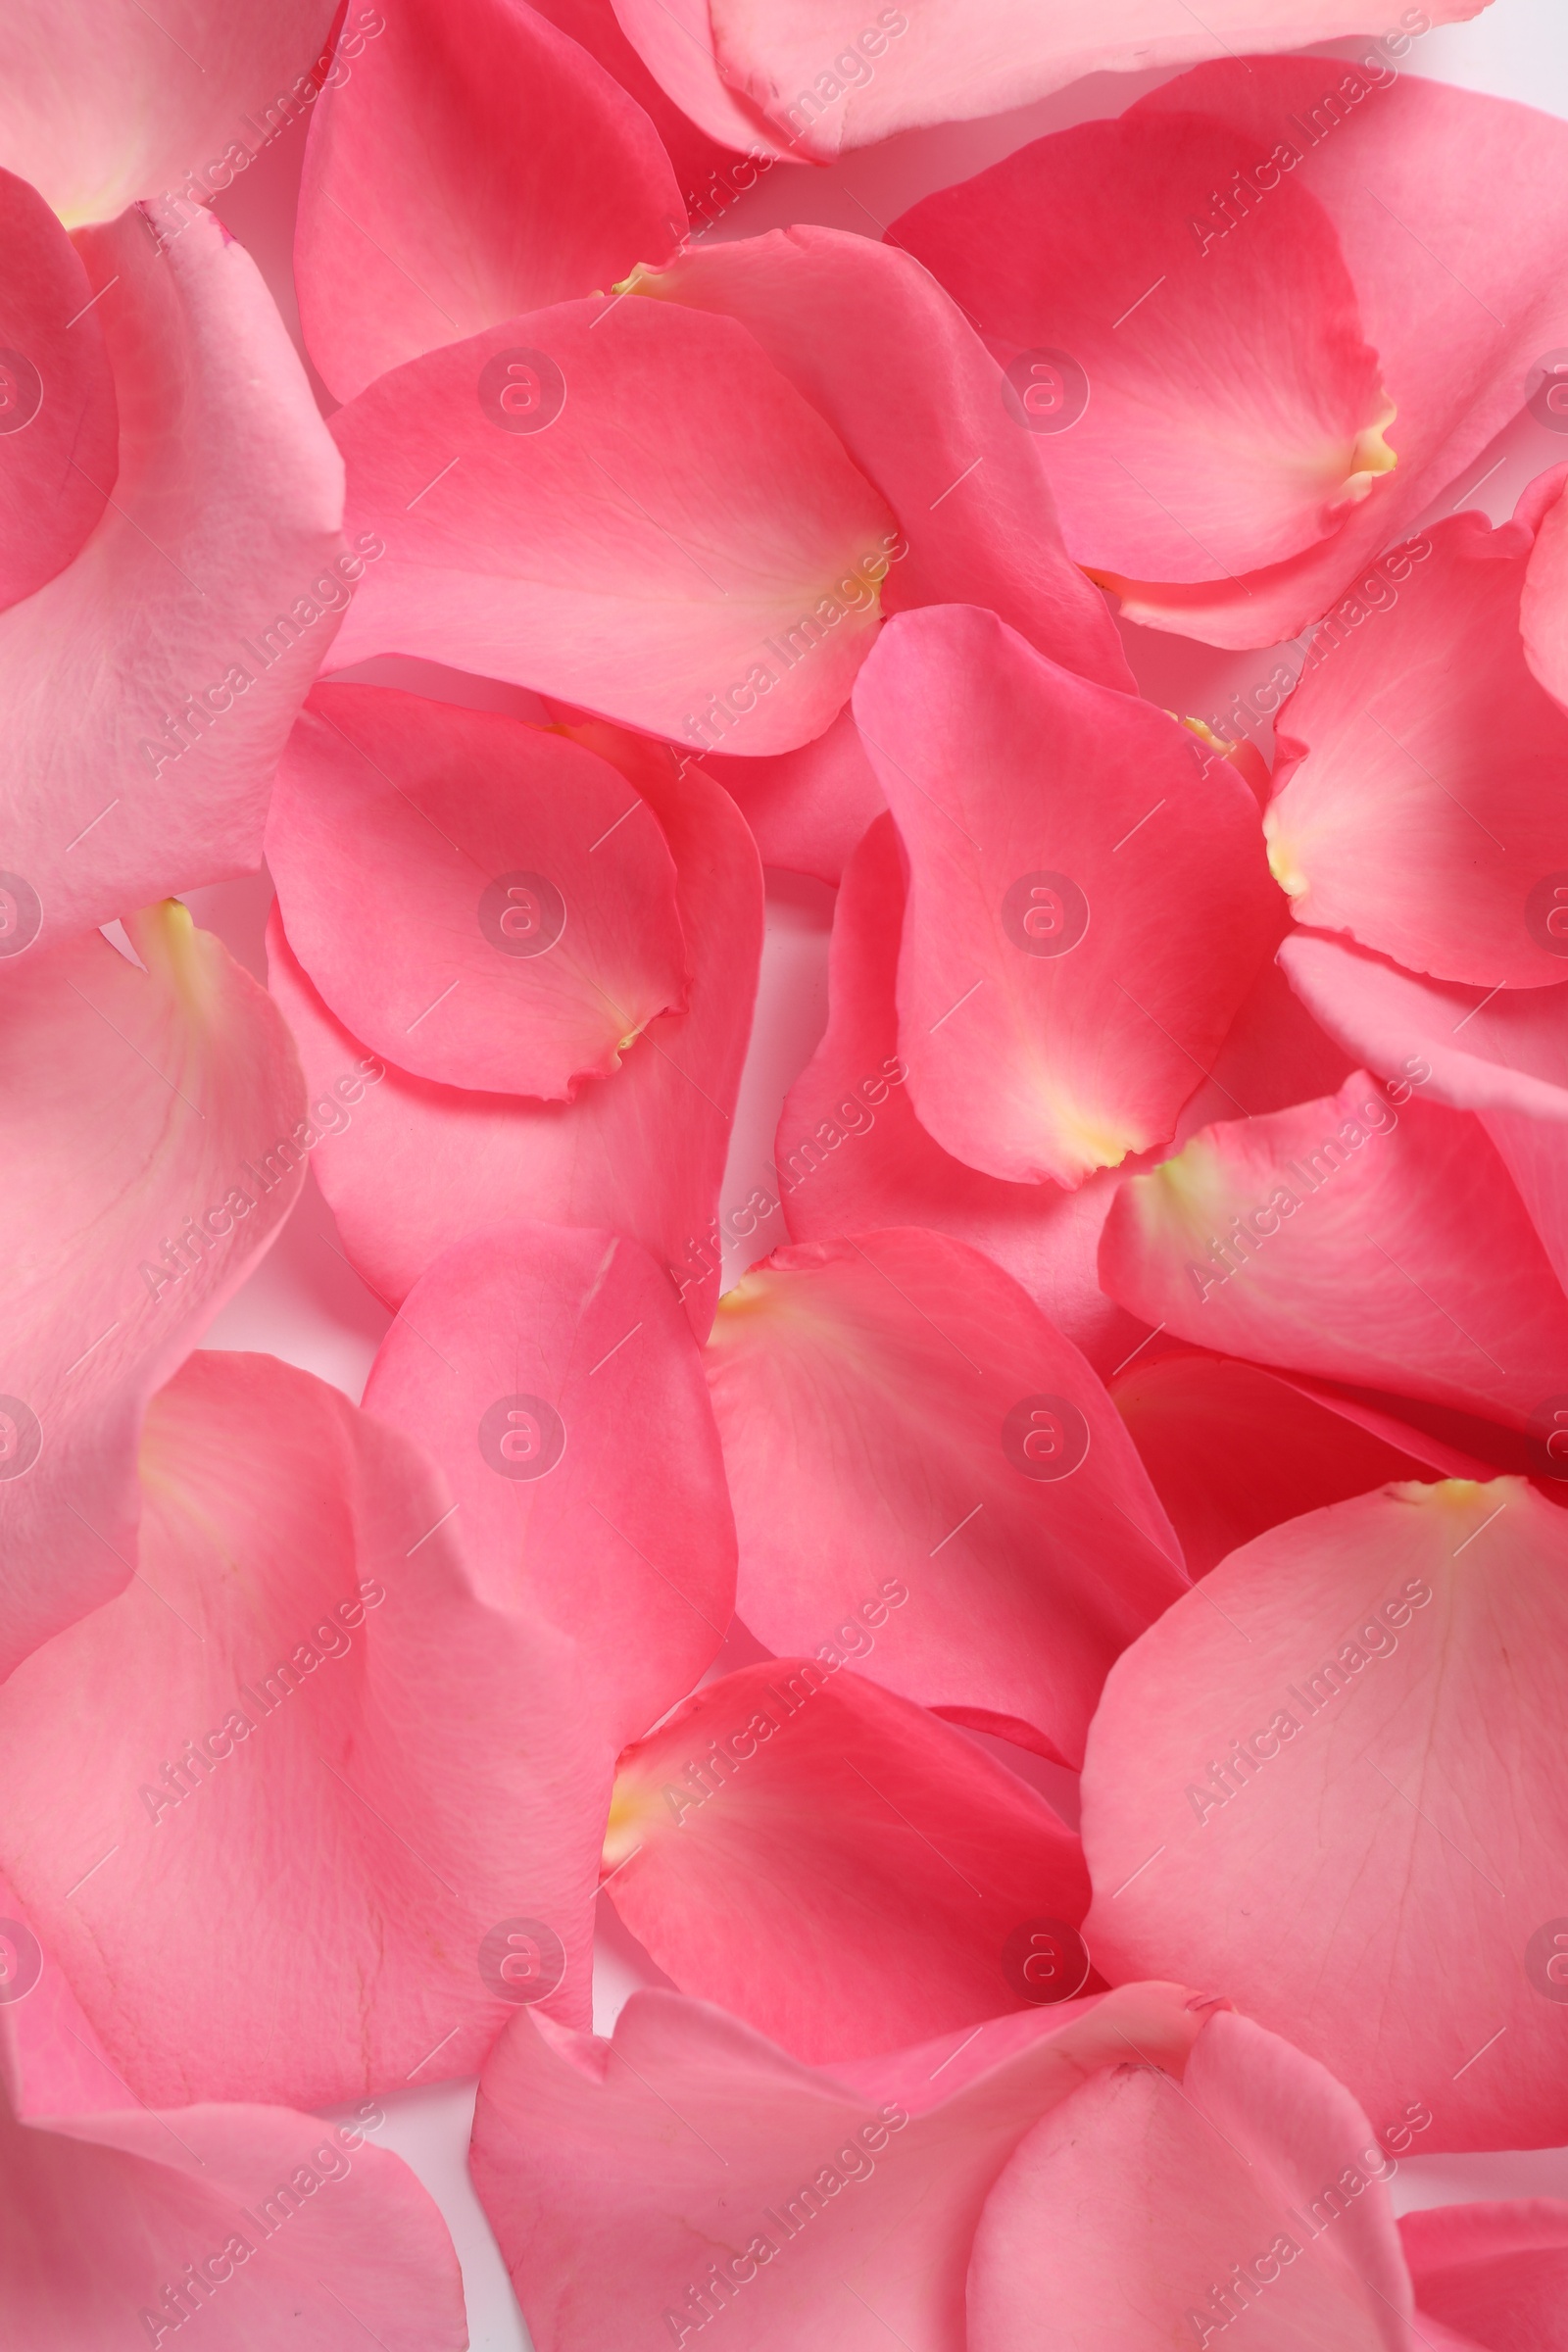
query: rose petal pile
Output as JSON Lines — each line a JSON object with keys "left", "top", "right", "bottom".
{"left": 2, "top": 3, "right": 1566, "bottom": 2347}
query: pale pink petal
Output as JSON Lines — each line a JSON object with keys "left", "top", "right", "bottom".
{"left": 364, "top": 1221, "right": 734, "bottom": 1744}
{"left": 2, "top": 2079, "right": 465, "bottom": 2350}
{"left": 268, "top": 745, "right": 761, "bottom": 1333}
{"left": 1082, "top": 1475, "right": 1568, "bottom": 2150}
{"left": 608, "top": 0, "right": 795, "bottom": 161}
{"left": 1522, "top": 466, "right": 1568, "bottom": 712}
{"left": 856, "top": 606, "right": 1277, "bottom": 1185}
{"left": 0, "top": 2, "right": 338, "bottom": 225}
{"left": 297, "top": 0, "right": 685, "bottom": 402}
{"left": 0, "top": 170, "right": 117, "bottom": 613}
{"left": 1266, "top": 500, "right": 1568, "bottom": 988}
{"left": 470, "top": 1979, "right": 1208, "bottom": 2351}
{"left": 0, "top": 906, "right": 305, "bottom": 1682}
{"left": 0, "top": 1349, "right": 602, "bottom": 2105}
{"left": 268, "top": 685, "right": 687, "bottom": 1100}
{"left": 326, "top": 295, "right": 894, "bottom": 754}
{"left": 705, "top": 705, "right": 885, "bottom": 884}
{"left": 1100, "top": 1072, "right": 1568, "bottom": 1436}
{"left": 1402, "top": 2201, "right": 1568, "bottom": 2352}
{"left": 630, "top": 227, "right": 1132, "bottom": 688}
{"left": 0, "top": 202, "right": 345, "bottom": 948}
{"left": 895, "top": 110, "right": 1396, "bottom": 584}
{"left": 707, "top": 1228, "right": 1184, "bottom": 1764}
{"left": 0, "top": 1873, "right": 127, "bottom": 2119}
{"left": 969, "top": 2010, "right": 1413, "bottom": 2351}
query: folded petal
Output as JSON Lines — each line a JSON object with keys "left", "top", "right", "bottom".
{"left": 0, "top": 905, "right": 304, "bottom": 1682}
{"left": 1266, "top": 501, "right": 1568, "bottom": 988}
{"left": 0, "top": 1, "right": 338, "bottom": 225}
{"left": 469, "top": 1978, "right": 1208, "bottom": 2352}
{"left": 327, "top": 295, "right": 894, "bottom": 754}
{"left": 1401, "top": 2201, "right": 1568, "bottom": 2352}
{"left": 364, "top": 1221, "right": 734, "bottom": 1743}
{"left": 530, "top": 0, "right": 758, "bottom": 196}
{"left": 777, "top": 814, "right": 1148, "bottom": 1372}
{"left": 0, "top": 1349, "right": 602, "bottom": 2105}
{"left": 968, "top": 2009, "right": 1413, "bottom": 2352}
{"left": 1522, "top": 466, "right": 1568, "bottom": 712}
{"left": 856, "top": 606, "right": 1277, "bottom": 1185}
{"left": 297, "top": 0, "right": 685, "bottom": 401}
{"left": 0, "top": 202, "right": 345, "bottom": 948}
{"left": 1083, "top": 1475, "right": 1568, "bottom": 2151}
{"left": 268, "top": 748, "right": 761, "bottom": 1332}
{"left": 268, "top": 685, "right": 687, "bottom": 1099}
{"left": 707, "top": 1229, "right": 1184, "bottom": 1764}
{"left": 706, "top": 705, "right": 885, "bottom": 884}
{"left": 894, "top": 109, "right": 1396, "bottom": 585}
{"left": 1101, "top": 1073, "right": 1568, "bottom": 1435}
{"left": 629, "top": 228, "right": 1132, "bottom": 689}
{"left": 0, "top": 170, "right": 117, "bottom": 612}
{"left": 1, "top": 2078, "right": 466, "bottom": 2349}
{"left": 607, "top": 0, "right": 795, "bottom": 162}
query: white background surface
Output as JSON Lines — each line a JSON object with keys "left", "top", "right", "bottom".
{"left": 183, "top": 8, "right": 1568, "bottom": 2340}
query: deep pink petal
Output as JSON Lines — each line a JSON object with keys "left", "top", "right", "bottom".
{"left": 326, "top": 295, "right": 894, "bottom": 753}
{"left": 0, "top": 1350, "right": 601, "bottom": 2105}
{"left": 1522, "top": 466, "right": 1568, "bottom": 713}
{"left": 268, "top": 685, "right": 687, "bottom": 1099}
{"left": 894, "top": 110, "right": 1396, "bottom": 584}
{"left": 969, "top": 2009, "right": 1413, "bottom": 2351}
{"left": 1082, "top": 1475, "right": 1568, "bottom": 2151}
{"left": 707, "top": 1228, "right": 1184, "bottom": 1764}
{"left": 470, "top": 1979, "right": 1208, "bottom": 2351}
{"left": 268, "top": 744, "right": 761, "bottom": 1333}
{"left": 630, "top": 227, "right": 1132, "bottom": 690}
{"left": 1100, "top": 1072, "right": 1568, "bottom": 1435}
{"left": 608, "top": 0, "right": 795, "bottom": 161}
{"left": 297, "top": 0, "right": 685, "bottom": 401}
{"left": 529, "top": 0, "right": 755, "bottom": 198}
{"left": 0, "top": 202, "right": 345, "bottom": 947}
{"left": 0, "top": 906, "right": 304, "bottom": 1681}
{"left": 856, "top": 606, "right": 1278, "bottom": 1185}
{"left": 706, "top": 705, "right": 885, "bottom": 884}
{"left": 1402, "top": 2202, "right": 1568, "bottom": 2352}
{"left": 363, "top": 1221, "right": 735, "bottom": 1744}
